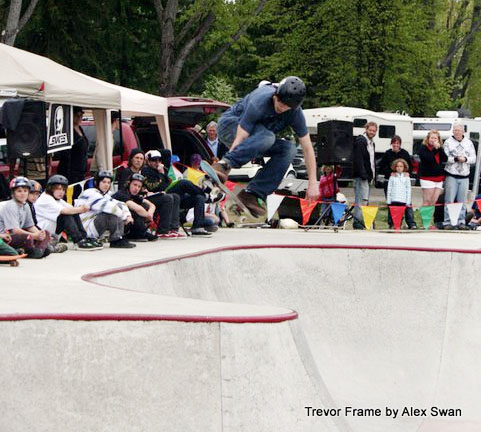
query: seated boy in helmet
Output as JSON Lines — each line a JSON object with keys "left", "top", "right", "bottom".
{"left": 142, "top": 150, "right": 212, "bottom": 237}
{"left": 213, "top": 76, "right": 319, "bottom": 216}
{"left": 34, "top": 175, "right": 101, "bottom": 251}
{"left": 0, "top": 176, "right": 50, "bottom": 258}
{"left": 75, "top": 170, "right": 136, "bottom": 248}
{"left": 27, "top": 180, "right": 68, "bottom": 253}
{"left": 112, "top": 173, "right": 158, "bottom": 241}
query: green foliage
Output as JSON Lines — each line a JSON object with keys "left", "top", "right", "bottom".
{"left": 198, "top": 75, "right": 238, "bottom": 104}
{"left": 7, "top": 0, "right": 481, "bottom": 115}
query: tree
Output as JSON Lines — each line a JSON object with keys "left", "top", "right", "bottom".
{"left": 152, "top": 0, "right": 268, "bottom": 95}
{"left": 1, "top": 0, "right": 40, "bottom": 46}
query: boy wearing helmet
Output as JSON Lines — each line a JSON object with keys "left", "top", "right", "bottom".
{"left": 0, "top": 177, "right": 50, "bottom": 258}
{"left": 75, "top": 170, "right": 136, "bottom": 248}
{"left": 214, "top": 76, "right": 319, "bottom": 216}
{"left": 112, "top": 173, "right": 158, "bottom": 241}
{"left": 34, "top": 175, "right": 100, "bottom": 251}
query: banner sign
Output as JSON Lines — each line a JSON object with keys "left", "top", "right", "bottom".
{"left": 47, "top": 104, "right": 73, "bottom": 154}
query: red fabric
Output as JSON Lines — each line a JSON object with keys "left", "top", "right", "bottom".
{"left": 318, "top": 168, "right": 341, "bottom": 199}
{"left": 389, "top": 206, "right": 406, "bottom": 230}
{"left": 426, "top": 144, "right": 440, "bottom": 164}
{"left": 421, "top": 175, "right": 445, "bottom": 182}
{"left": 300, "top": 199, "right": 318, "bottom": 225}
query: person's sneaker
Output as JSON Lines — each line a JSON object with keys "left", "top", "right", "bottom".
{"left": 144, "top": 232, "right": 158, "bottom": 241}
{"left": 212, "top": 159, "right": 231, "bottom": 183}
{"left": 237, "top": 190, "right": 266, "bottom": 217}
{"left": 458, "top": 224, "right": 469, "bottom": 230}
{"left": 444, "top": 224, "right": 456, "bottom": 230}
{"left": 204, "top": 224, "right": 219, "bottom": 233}
{"left": 54, "top": 243, "right": 69, "bottom": 253}
{"left": 74, "top": 238, "right": 100, "bottom": 251}
{"left": 87, "top": 237, "right": 104, "bottom": 249}
{"left": 408, "top": 224, "right": 418, "bottom": 230}
{"left": 191, "top": 228, "right": 213, "bottom": 237}
{"left": 168, "top": 230, "right": 188, "bottom": 239}
{"left": 109, "top": 238, "right": 136, "bottom": 248}
{"left": 157, "top": 232, "right": 178, "bottom": 240}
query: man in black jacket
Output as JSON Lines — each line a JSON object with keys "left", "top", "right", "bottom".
{"left": 378, "top": 135, "right": 417, "bottom": 229}
{"left": 352, "top": 122, "right": 377, "bottom": 229}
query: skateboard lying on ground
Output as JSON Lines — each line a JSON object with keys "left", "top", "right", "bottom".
{"left": 0, "top": 254, "right": 28, "bottom": 267}
{"left": 200, "top": 160, "right": 255, "bottom": 220}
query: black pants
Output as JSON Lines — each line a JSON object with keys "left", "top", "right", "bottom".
{"left": 168, "top": 180, "right": 206, "bottom": 229}
{"left": 56, "top": 214, "right": 87, "bottom": 243}
{"left": 384, "top": 182, "right": 415, "bottom": 227}
{"left": 93, "top": 213, "right": 124, "bottom": 241}
{"left": 147, "top": 193, "right": 180, "bottom": 234}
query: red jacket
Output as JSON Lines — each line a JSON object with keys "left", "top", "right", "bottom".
{"left": 318, "top": 167, "right": 341, "bottom": 199}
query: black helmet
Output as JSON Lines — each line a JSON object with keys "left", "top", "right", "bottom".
{"left": 10, "top": 176, "right": 30, "bottom": 190}
{"left": 276, "top": 76, "right": 306, "bottom": 109}
{"left": 28, "top": 180, "right": 43, "bottom": 193}
{"left": 129, "top": 173, "right": 145, "bottom": 184}
{"left": 95, "top": 170, "right": 114, "bottom": 182}
{"left": 47, "top": 174, "right": 69, "bottom": 186}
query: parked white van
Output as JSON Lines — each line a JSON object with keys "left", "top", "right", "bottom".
{"left": 303, "top": 106, "right": 413, "bottom": 157}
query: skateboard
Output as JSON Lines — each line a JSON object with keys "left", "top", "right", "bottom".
{"left": 0, "top": 254, "right": 28, "bottom": 267}
{"left": 200, "top": 160, "right": 255, "bottom": 219}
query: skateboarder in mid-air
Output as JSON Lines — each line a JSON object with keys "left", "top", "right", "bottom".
{"left": 212, "top": 76, "right": 319, "bottom": 217}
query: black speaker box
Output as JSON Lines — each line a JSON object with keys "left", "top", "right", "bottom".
{"left": 6, "top": 100, "right": 47, "bottom": 159}
{"left": 317, "top": 120, "right": 353, "bottom": 165}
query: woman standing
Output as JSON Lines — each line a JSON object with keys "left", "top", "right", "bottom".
{"left": 418, "top": 130, "right": 448, "bottom": 206}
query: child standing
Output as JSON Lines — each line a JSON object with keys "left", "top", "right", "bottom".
{"left": 386, "top": 158, "right": 413, "bottom": 229}
{"left": 318, "top": 165, "right": 341, "bottom": 223}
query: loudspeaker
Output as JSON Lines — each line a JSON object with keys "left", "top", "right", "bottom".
{"left": 316, "top": 120, "right": 353, "bottom": 165}
{"left": 6, "top": 100, "right": 47, "bottom": 158}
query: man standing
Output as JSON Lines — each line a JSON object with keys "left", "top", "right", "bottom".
{"left": 213, "top": 76, "right": 318, "bottom": 217}
{"left": 352, "top": 122, "right": 377, "bottom": 229}
{"left": 379, "top": 135, "right": 417, "bottom": 229}
{"left": 205, "top": 121, "right": 227, "bottom": 160}
{"left": 443, "top": 123, "right": 476, "bottom": 229}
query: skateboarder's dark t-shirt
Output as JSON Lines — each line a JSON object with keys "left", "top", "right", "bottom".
{"left": 225, "top": 85, "right": 308, "bottom": 137}
{"left": 141, "top": 165, "right": 169, "bottom": 193}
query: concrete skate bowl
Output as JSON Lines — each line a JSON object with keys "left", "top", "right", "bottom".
{"left": 1, "top": 245, "right": 480, "bottom": 432}
{"left": 83, "top": 245, "right": 481, "bottom": 432}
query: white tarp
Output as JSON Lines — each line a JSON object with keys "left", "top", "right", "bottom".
{"left": 0, "top": 43, "right": 121, "bottom": 109}
{"left": 77, "top": 74, "right": 172, "bottom": 151}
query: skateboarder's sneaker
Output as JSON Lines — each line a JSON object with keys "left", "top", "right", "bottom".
{"left": 212, "top": 159, "right": 231, "bottom": 183}
{"left": 237, "top": 190, "right": 266, "bottom": 218}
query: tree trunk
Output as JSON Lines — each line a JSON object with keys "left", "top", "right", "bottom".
{"left": 451, "top": 0, "right": 481, "bottom": 101}
{"left": 1, "top": 0, "right": 41, "bottom": 46}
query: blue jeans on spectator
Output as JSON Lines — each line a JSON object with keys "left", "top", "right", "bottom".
{"left": 218, "top": 113, "right": 297, "bottom": 201}
{"left": 443, "top": 175, "right": 469, "bottom": 226}
{"left": 353, "top": 177, "right": 370, "bottom": 229}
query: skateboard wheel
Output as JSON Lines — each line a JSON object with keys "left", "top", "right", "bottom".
{"left": 9, "top": 260, "right": 19, "bottom": 267}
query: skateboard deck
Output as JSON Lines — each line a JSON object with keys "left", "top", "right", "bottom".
{"left": 0, "top": 254, "right": 28, "bottom": 266}
{"left": 200, "top": 160, "right": 254, "bottom": 218}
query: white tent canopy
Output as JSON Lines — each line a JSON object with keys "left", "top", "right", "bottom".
{"left": 0, "top": 43, "right": 121, "bottom": 109}
{"left": 79, "top": 75, "right": 172, "bottom": 151}
{"left": 1, "top": 44, "right": 172, "bottom": 173}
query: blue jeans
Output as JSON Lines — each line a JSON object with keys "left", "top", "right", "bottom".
{"left": 353, "top": 177, "right": 370, "bottom": 228}
{"left": 218, "top": 113, "right": 297, "bottom": 200}
{"left": 443, "top": 175, "right": 469, "bottom": 226}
